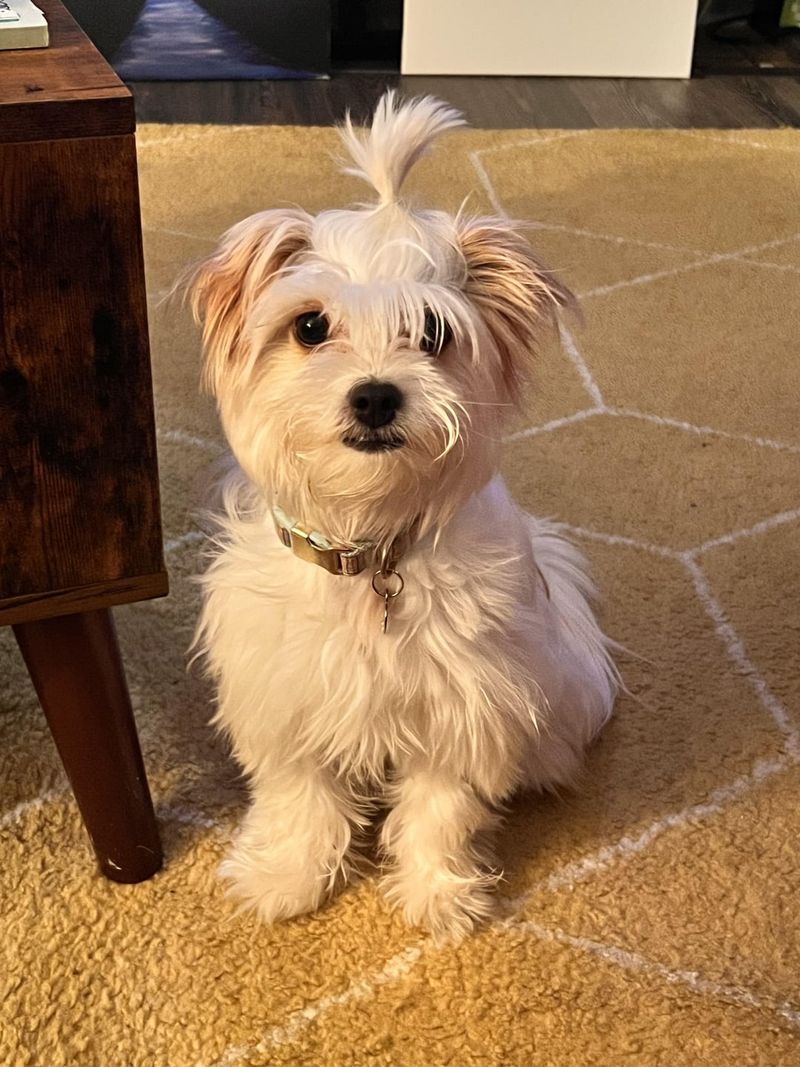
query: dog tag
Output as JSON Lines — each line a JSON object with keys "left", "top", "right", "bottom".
{"left": 371, "top": 570, "right": 404, "bottom": 635}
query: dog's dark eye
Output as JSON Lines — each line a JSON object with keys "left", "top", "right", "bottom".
{"left": 420, "top": 308, "right": 452, "bottom": 355}
{"left": 294, "top": 312, "right": 329, "bottom": 347}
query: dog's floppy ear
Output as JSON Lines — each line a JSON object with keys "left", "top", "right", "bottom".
{"left": 187, "top": 208, "right": 311, "bottom": 394}
{"left": 458, "top": 217, "right": 574, "bottom": 402}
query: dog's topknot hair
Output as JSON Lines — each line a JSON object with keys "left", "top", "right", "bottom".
{"left": 339, "top": 90, "right": 466, "bottom": 207}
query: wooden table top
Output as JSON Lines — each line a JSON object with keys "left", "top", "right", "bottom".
{"left": 0, "top": 0, "right": 134, "bottom": 143}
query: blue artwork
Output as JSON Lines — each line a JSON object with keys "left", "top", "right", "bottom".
{"left": 64, "top": 0, "right": 330, "bottom": 80}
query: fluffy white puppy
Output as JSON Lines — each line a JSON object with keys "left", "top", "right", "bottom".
{"left": 189, "top": 92, "right": 618, "bottom": 936}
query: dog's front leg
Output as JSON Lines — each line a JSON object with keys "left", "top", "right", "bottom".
{"left": 379, "top": 765, "right": 501, "bottom": 938}
{"left": 220, "top": 760, "right": 363, "bottom": 923}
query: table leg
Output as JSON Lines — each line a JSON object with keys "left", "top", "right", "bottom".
{"left": 13, "top": 608, "right": 163, "bottom": 883}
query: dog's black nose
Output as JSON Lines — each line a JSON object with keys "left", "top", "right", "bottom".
{"left": 349, "top": 381, "right": 404, "bottom": 429}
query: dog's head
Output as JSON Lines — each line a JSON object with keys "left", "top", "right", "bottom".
{"left": 188, "top": 92, "right": 571, "bottom": 542}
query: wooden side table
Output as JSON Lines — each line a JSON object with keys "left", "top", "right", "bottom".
{"left": 0, "top": 1, "right": 168, "bottom": 883}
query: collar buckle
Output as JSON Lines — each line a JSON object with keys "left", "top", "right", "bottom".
{"left": 273, "top": 510, "right": 370, "bottom": 576}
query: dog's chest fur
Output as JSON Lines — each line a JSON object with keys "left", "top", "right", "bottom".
{"left": 199, "top": 475, "right": 548, "bottom": 789}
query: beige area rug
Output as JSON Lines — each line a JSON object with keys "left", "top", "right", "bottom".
{"left": 2, "top": 124, "right": 800, "bottom": 1066}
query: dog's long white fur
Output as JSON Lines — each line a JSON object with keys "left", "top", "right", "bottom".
{"left": 189, "top": 94, "right": 619, "bottom": 937}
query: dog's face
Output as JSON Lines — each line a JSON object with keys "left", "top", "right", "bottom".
{"left": 189, "top": 100, "right": 570, "bottom": 542}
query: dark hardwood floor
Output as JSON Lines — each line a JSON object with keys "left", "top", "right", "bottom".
{"left": 125, "top": 18, "right": 800, "bottom": 130}
{"left": 130, "top": 70, "right": 800, "bottom": 129}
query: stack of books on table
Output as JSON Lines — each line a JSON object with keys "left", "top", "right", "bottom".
{"left": 0, "top": 0, "right": 49, "bottom": 50}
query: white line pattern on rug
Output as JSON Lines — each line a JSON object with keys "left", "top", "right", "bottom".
{"left": 559, "top": 523, "right": 680, "bottom": 560}
{"left": 207, "top": 755, "right": 793, "bottom": 1064}
{"left": 507, "top": 405, "right": 800, "bottom": 454}
{"left": 671, "top": 129, "right": 800, "bottom": 155}
{"left": 605, "top": 408, "right": 800, "bottom": 455}
{"left": 138, "top": 126, "right": 265, "bottom": 150}
{"left": 504, "top": 407, "right": 605, "bottom": 442}
{"left": 0, "top": 787, "right": 70, "bottom": 832}
{"left": 476, "top": 130, "right": 593, "bottom": 159}
{"left": 512, "top": 920, "right": 800, "bottom": 1030}
{"left": 468, "top": 150, "right": 505, "bottom": 216}
{"left": 469, "top": 132, "right": 592, "bottom": 221}
{"left": 559, "top": 324, "right": 605, "bottom": 405}
{"left": 165, "top": 530, "right": 207, "bottom": 555}
{"left": 206, "top": 944, "right": 425, "bottom": 1067}
{"left": 159, "top": 804, "right": 229, "bottom": 832}
{"left": 509, "top": 401, "right": 800, "bottom": 450}
{"left": 737, "top": 257, "right": 800, "bottom": 275}
{"left": 158, "top": 428, "right": 224, "bottom": 454}
{"left": 143, "top": 225, "right": 217, "bottom": 244}
{"left": 560, "top": 505, "right": 800, "bottom": 564}
{"left": 683, "top": 557, "right": 800, "bottom": 758}
{"left": 504, "top": 756, "right": 788, "bottom": 908}
{"left": 0, "top": 791, "right": 229, "bottom": 837}
{"left": 579, "top": 232, "right": 800, "bottom": 300}
{"left": 1, "top": 130, "right": 794, "bottom": 1061}
{"left": 7, "top": 128, "right": 785, "bottom": 1063}
{"left": 692, "top": 508, "right": 800, "bottom": 557}
{"left": 524, "top": 220, "right": 706, "bottom": 257}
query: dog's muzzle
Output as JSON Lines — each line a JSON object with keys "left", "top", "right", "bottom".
{"left": 342, "top": 433, "right": 405, "bottom": 453}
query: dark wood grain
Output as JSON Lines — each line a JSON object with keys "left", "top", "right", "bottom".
{"left": 129, "top": 72, "right": 800, "bottom": 130}
{"left": 0, "top": 132, "right": 166, "bottom": 606}
{"left": 0, "top": 0, "right": 133, "bottom": 142}
{"left": 730, "top": 73, "right": 800, "bottom": 123}
{"left": 128, "top": 78, "right": 271, "bottom": 126}
{"left": 14, "top": 609, "right": 163, "bottom": 883}
{"left": 569, "top": 79, "right": 678, "bottom": 128}
{"left": 570, "top": 74, "right": 798, "bottom": 128}
{"left": 128, "top": 74, "right": 609, "bottom": 128}
{"left": 399, "top": 75, "right": 597, "bottom": 128}
{"left": 766, "top": 74, "right": 800, "bottom": 114}
{"left": 1, "top": 0, "right": 165, "bottom": 884}
{"left": 0, "top": 572, "right": 168, "bottom": 627}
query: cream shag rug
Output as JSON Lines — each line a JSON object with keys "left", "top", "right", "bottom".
{"left": 2, "top": 125, "right": 800, "bottom": 1066}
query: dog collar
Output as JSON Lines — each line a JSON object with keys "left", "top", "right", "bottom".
{"left": 271, "top": 505, "right": 409, "bottom": 577}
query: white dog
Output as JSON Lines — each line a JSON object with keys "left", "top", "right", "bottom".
{"left": 189, "top": 93, "right": 618, "bottom": 937}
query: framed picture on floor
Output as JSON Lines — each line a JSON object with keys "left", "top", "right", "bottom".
{"left": 63, "top": 0, "right": 330, "bottom": 79}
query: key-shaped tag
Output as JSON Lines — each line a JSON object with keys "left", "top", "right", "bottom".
{"left": 371, "top": 569, "right": 404, "bottom": 634}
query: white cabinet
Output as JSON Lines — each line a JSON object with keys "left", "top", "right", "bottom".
{"left": 402, "top": 1, "right": 699, "bottom": 79}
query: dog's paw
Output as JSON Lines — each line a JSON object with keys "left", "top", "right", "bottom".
{"left": 381, "top": 867, "right": 498, "bottom": 940}
{"left": 219, "top": 846, "right": 333, "bottom": 923}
